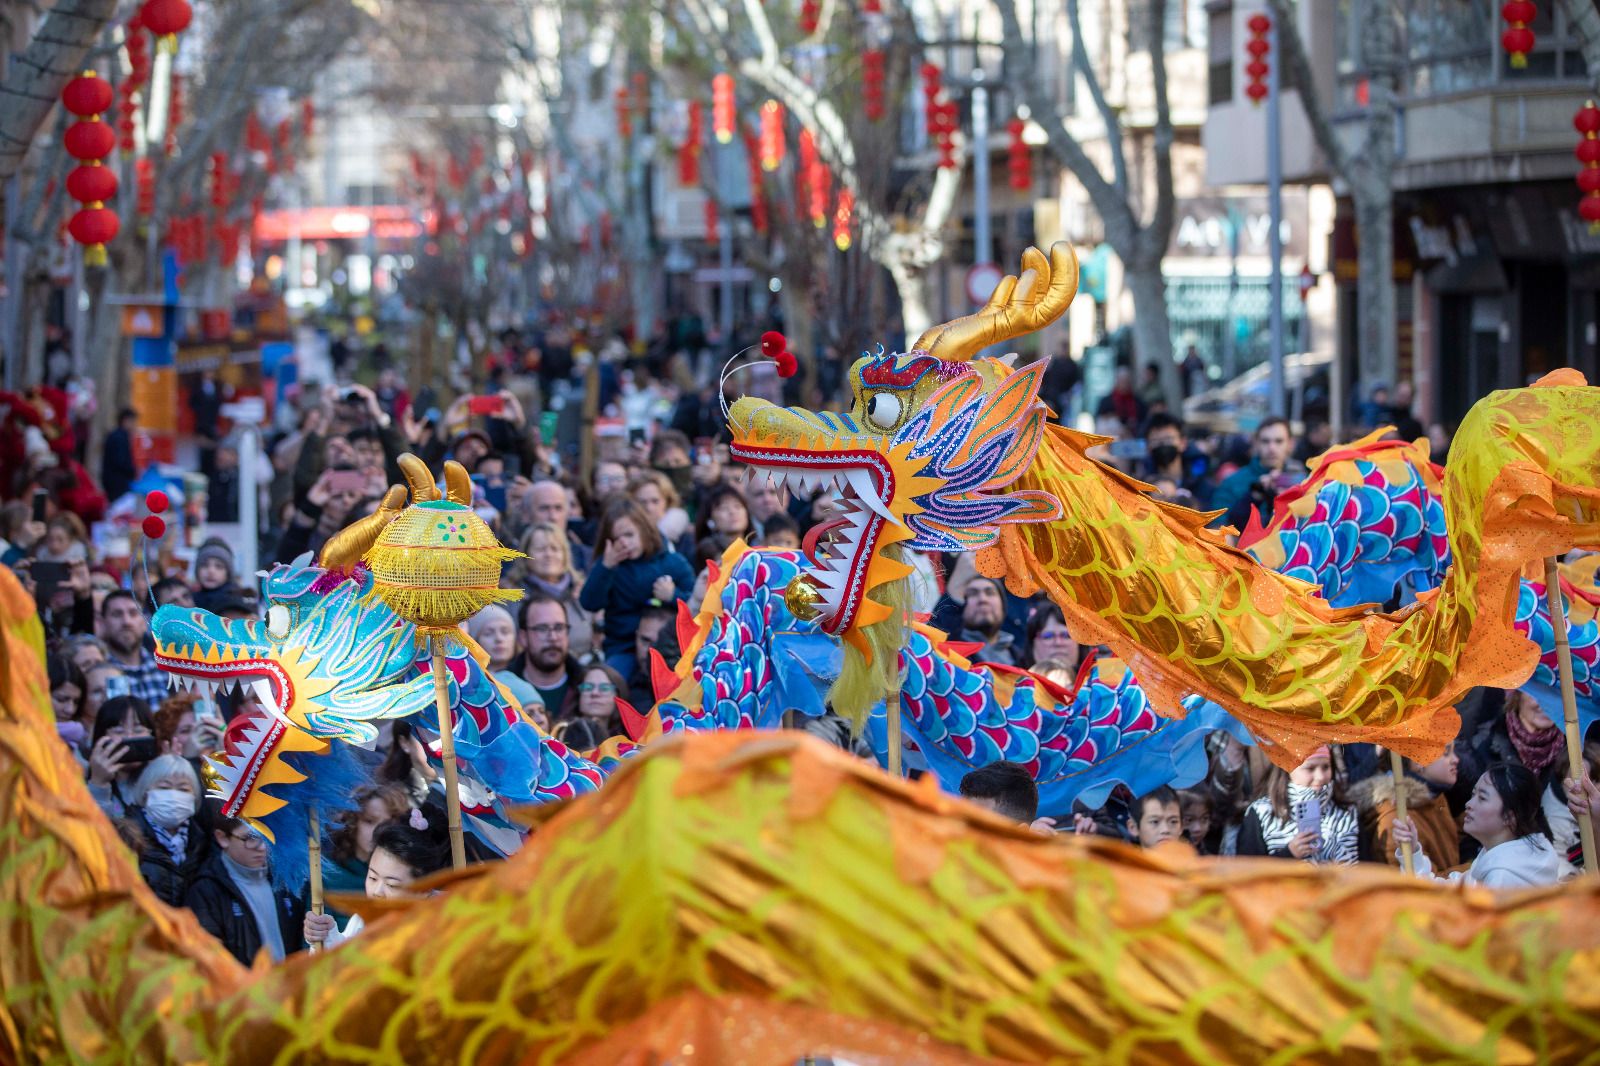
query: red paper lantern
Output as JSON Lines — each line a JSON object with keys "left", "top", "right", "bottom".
{"left": 66, "top": 164, "right": 118, "bottom": 204}
{"left": 64, "top": 119, "right": 115, "bottom": 161}
{"left": 863, "top": 50, "right": 886, "bottom": 122}
{"left": 62, "top": 72, "right": 113, "bottom": 117}
{"left": 679, "top": 100, "right": 703, "bottom": 185}
{"left": 800, "top": 0, "right": 820, "bottom": 34}
{"left": 140, "top": 0, "right": 192, "bottom": 51}
{"left": 1006, "top": 117, "right": 1031, "bottom": 191}
{"left": 704, "top": 198, "right": 721, "bottom": 243}
{"left": 1244, "top": 13, "right": 1271, "bottom": 106}
{"left": 69, "top": 207, "right": 120, "bottom": 265}
{"left": 136, "top": 159, "right": 155, "bottom": 216}
{"left": 1501, "top": 0, "right": 1537, "bottom": 68}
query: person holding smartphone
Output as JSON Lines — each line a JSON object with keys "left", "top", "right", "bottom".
{"left": 85, "top": 696, "right": 158, "bottom": 820}
{"left": 1236, "top": 746, "right": 1361, "bottom": 864}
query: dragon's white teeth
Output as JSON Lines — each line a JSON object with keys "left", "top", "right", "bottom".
{"left": 251, "top": 679, "right": 276, "bottom": 713}
{"left": 845, "top": 469, "right": 898, "bottom": 526}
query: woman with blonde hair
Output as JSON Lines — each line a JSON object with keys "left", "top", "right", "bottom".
{"left": 628, "top": 470, "right": 693, "bottom": 557}
{"left": 514, "top": 522, "right": 595, "bottom": 660}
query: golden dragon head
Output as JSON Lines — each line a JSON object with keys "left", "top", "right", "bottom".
{"left": 726, "top": 243, "right": 1076, "bottom": 721}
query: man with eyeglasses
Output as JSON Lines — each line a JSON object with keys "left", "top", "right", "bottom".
{"left": 183, "top": 813, "right": 306, "bottom": 965}
{"left": 509, "top": 593, "right": 585, "bottom": 715}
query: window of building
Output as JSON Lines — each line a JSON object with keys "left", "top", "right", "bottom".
{"left": 1207, "top": 5, "right": 1233, "bottom": 105}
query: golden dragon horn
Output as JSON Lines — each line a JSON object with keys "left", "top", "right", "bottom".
{"left": 398, "top": 453, "right": 442, "bottom": 503}
{"left": 317, "top": 484, "right": 408, "bottom": 573}
{"left": 912, "top": 241, "right": 1080, "bottom": 362}
{"left": 442, "top": 461, "right": 472, "bottom": 506}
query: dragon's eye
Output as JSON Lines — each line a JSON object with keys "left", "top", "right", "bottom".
{"left": 866, "top": 391, "right": 902, "bottom": 429}
{"left": 267, "top": 605, "right": 292, "bottom": 640}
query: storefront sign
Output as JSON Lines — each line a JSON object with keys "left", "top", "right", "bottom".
{"left": 1168, "top": 193, "right": 1308, "bottom": 261}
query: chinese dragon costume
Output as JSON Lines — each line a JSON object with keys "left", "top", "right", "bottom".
{"left": 5, "top": 242, "right": 1600, "bottom": 1062}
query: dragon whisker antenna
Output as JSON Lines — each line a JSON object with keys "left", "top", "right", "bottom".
{"left": 139, "top": 490, "right": 171, "bottom": 611}
{"left": 719, "top": 331, "right": 799, "bottom": 418}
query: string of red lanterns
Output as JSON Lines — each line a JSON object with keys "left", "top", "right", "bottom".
{"left": 863, "top": 49, "right": 886, "bottom": 122}
{"left": 1501, "top": 1, "right": 1536, "bottom": 69}
{"left": 921, "top": 63, "right": 958, "bottom": 169}
{"left": 61, "top": 71, "right": 120, "bottom": 267}
{"left": 799, "top": 0, "right": 820, "bottom": 35}
{"left": 679, "top": 100, "right": 703, "bottom": 185}
{"left": 1006, "top": 116, "right": 1030, "bottom": 191}
{"left": 712, "top": 73, "right": 736, "bottom": 145}
{"left": 1575, "top": 100, "right": 1600, "bottom": 232}
{"left": 164, "top": 72, "right": 183, "bottom": 156}
{"left": 1244, "top": 13, "right": 1271, "bottom": 104}
{"left": 832, "top": 187, "right": 854, "bottom": 251}
{"left": 759, "top": 100, "right": 785, "bottom": 172}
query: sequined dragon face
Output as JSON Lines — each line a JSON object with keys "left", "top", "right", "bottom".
{"left": 725, "top": 243, "right": 1078, "bottom": 660}
{"left": 152, "top": 564, "right": 438, "bottom": 828}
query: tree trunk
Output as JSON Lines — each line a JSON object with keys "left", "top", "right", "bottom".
{"left": 0, "top": 0, "right": 120, "bottom": 183}
{"left": 1561, "top": 0, "right": 1600, "bottom": 90}
{"left": 1352, "top": 189, "right": 1397, "bottom": 390}
{"left": 1123, "top": 261, "right": 1176, "bottom": 401}
{"left": 883, "top": 255, "right": 932, "bottom": 340}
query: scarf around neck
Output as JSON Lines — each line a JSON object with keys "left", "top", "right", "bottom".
{"left": 1505, "top": 705, "right": 1564, "bottom": 774}
{"left": 1249, "top": 782, "right": 1360, "bottom": 865}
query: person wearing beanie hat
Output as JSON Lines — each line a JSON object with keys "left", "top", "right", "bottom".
{"left": 492, "top": 670, "right": 548, "bottom": 730}
{"left": 465, "top": 604, "right": 518, "bottom": 673}
{"left": 192, "top": 540, "right": 238, "bottom": 614}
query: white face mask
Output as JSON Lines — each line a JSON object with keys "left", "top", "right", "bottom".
{"left": 144, "top": 788, "right": 197, "bottom": 830}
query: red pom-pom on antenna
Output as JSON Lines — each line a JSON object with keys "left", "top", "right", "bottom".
{"left": 145, "top": 489, "right": 169, "bottom": 513}
{"left": 760, "top": 330, "right": 787, "bottom": 358}
{"left": 775, "top": 350, "right": 798, "bottom": 378}
{"left": 141, "top": 515, "right": 166, "bottom": 539}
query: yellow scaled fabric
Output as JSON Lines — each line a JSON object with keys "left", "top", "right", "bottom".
{"left": 8, "top": 564, "right": 1600, "bottom": 1064}
{"left": 979, "top": 369, "right": 1600, "bottom": 766}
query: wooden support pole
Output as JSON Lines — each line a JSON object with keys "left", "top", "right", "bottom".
{"left": 1389, "top": 749, "right": 1413, "bottom": 875}
{"left": 431, "top": 634, "right": 467, "bottom": 871}
{"left": 1545, "top": 558, "right": 1598, "bottom": 878}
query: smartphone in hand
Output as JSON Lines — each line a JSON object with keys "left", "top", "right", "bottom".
{"left": 468, "top": 394, "right": 506, "bottom": 417}
{"left": 1295, "top": 796, "right": 1322, "bottom": 839}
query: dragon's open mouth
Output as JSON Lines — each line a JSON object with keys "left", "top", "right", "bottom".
{"left": 155, "top": 631, "right": 300, "bottom": 819}
{"left": 727, "top": 441, "right": 898, "bottom": 634}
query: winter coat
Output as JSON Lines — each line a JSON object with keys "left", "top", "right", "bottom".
{"left": 1350, "top": 773, "right": 1461, "bottom": 872}
{"left": 1410, "top": 834, "right": 1574, "bottom": 888}
{"left": 183, "top": 853, "right": 306, "bottom": 965}
{"left": 579, "top": 549, "right": 695, "bottom": 657}
{"left": 1236, "top": 784, "right": 1361, "bottom": 865}
{"left": 128, "top": 808, "right": 211, "bottom": 908}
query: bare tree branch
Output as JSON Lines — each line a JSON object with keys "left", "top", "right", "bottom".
{"left": 0, "top": 0, "right": 120, "bottom": 182}
{"left": 1562, "top": 0, "right": 1600, "bottom": 92}
{"left": 1263, "top": 0, "right": 1354, "bottom": 177}
{"left": 1066, "top": 0, "right": 1128, "bottom": 198}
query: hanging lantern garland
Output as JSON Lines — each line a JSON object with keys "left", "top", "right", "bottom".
{"left": 118, "top": 19, "right": 148, "bottom": 154}
{"left": 740, "top": 127, "right": 770, "bottom": 235}
{"left": 1006, "top": 116, "right": 1031, "bottom": 191}
{"left": 136, "top": 158, "right": 155, "bottom": 217}
{"left": 1244, "top": 14, "right": 1271, "bottom": 104}
{"left": 164, "top": 72, "right": 183, "bottom": 155}
{"left": 712, "top": 73, "right": 736, "bottom": 144}
{"left": 680, "top": 100, "right": 703, "bottom": 185}
{"left": 833, "top": 187, "right": 854, "bottom": 251}
{"left": 1501, "top": 1, "right": 1537, "bottom": 69}
{"left": 863, "top": 49, "right": 886, "bottom": 122}
{"left": 61, "top": 72, "right": 120, "bottom": 268}
{"left": 1576, "top": 100, "right": 1600, "bottom": 233}
{"left": 759, "top": 100, "right": 785, "bottom": 172}
{"left": 921, "top": 63, "right": 958, "bottom": 169}
{"left": 140, "top": 0, "right": 193, "bottom": 53}
{"left": 799, "top": 0, "right": 820, "bottom": 35}
{"left": 799, "top": 129, "right": 827, "bottom": 227}
{"left": 704, "top": 198, "right": 721, "bottom": 244}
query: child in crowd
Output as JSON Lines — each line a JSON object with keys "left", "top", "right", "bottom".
{"left": 579, "top": 500, "right": 694, "bottom": 679}
{"left": 1125, "top": 786, "right": 1185, "bottom": 848}
{"left": 192, "top": 540, "right": 237, "bottom": 614}
{"left": 303, "top": 803, "right": 452, "bottom": 948}
{"left": 1236, "top": 746, "right": 1360, "bottom": 865}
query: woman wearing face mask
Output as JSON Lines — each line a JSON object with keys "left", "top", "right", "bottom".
{"left": 1394, "top": 762, "right": 1575, "bottom": 887}
{"left": 125, "top": 754, "right": 208, "bottom": 906}
{"left": 1236, "top": 747, "right": 1361, "bottom": 864}
{"left": 303, "top": 803, "right": 452, "bottom": 948}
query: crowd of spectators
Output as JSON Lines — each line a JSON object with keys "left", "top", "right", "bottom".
{"left": 10, "top": 319, "right": 1599, "bottom": 966}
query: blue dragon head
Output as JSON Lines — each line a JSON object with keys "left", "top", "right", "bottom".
{"left": 153, "top": 563, "right": 439, "bottom": 828}
{"left": 724, "top": 243, "right": 1074, "bottom": 719}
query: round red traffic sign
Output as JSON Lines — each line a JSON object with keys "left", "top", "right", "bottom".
{"left": 965, "top": 262, "right": 1004, "bottom": 305}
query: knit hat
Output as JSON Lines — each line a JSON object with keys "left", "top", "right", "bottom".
{"left": 493, "top": 669, "right": 544, "bottom": 713}
{"left": 465, "top": 603, "right": 516, "bottom": 644}
{"left": 194, "top": 540, "right": 236, "bottom": 583}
